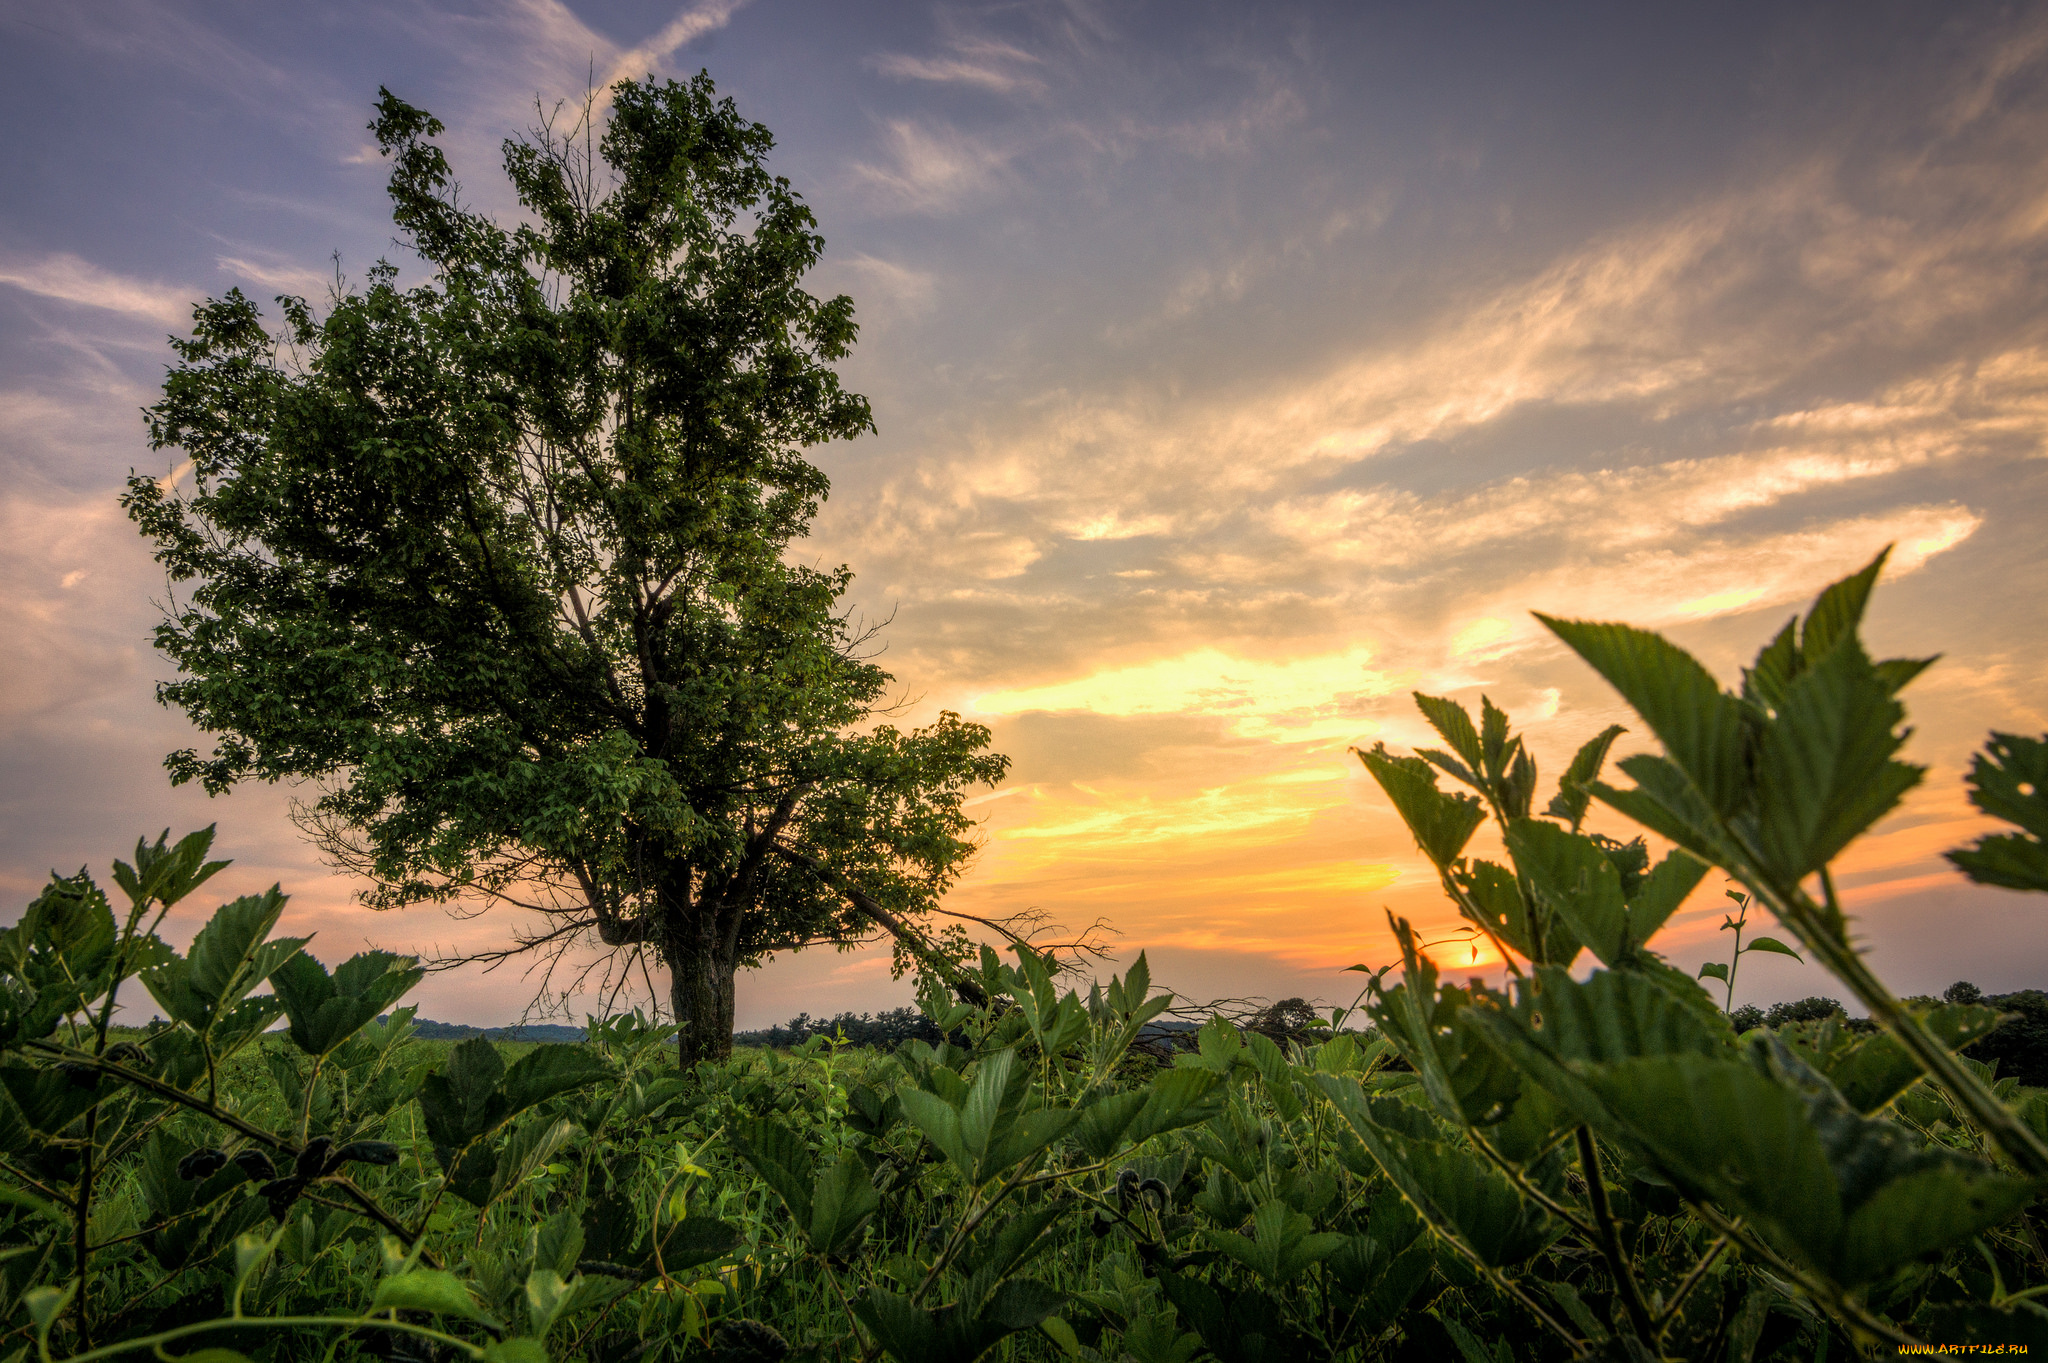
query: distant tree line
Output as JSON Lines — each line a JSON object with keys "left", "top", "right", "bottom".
{"left": 1722, "top": 982, "right": 2048, "bottom": 1088}
{"left": 734, "top": 1007, "right": 949, "bottom": 1050}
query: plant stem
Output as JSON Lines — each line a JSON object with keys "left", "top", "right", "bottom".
{"left": 1654, "top": 1234, "right": 1728, "bottom": 1335}
{"left": 1574, "top": 1126, "right": 1657, "bottom": 1345}
{"left": 1776, "top": 872, "right": 2048, "bottom": 1178}
{"left": 51, "top": 1312, "right": 489, "bottom": 1363}
{"left": 1685, "top": 1198, "right": 1919, "bottom": 1350}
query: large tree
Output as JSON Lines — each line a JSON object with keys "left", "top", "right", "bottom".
{"left": 125, "top": 76, "right": 1007, "bottom": 1063}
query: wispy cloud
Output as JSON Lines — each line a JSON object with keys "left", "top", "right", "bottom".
{"left": 851, "top": 120, "right": 1010, "bottom": 213}
{"left": 870, "top": 38, "right": 1046, "bottom": 95}
{"left": 0, "top": 253, "right": 191, "bottom": 327}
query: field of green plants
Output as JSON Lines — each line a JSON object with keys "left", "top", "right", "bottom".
{"left": 4, "top": 556, "right": 2048, "bottom": 1361}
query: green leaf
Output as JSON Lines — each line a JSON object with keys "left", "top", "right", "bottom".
{"left": 417, "top": 1036, "right": 508, "bottom": 1149}
{"left": 1069, "top": 1089, "right": 1148, "bottom": 1160}
{"left": 655, "top": 1216, "right": 741, "bottom": 1273}
{"left": 23, "top": 1284, "right": 72, "bottom": 1332}
{"left": 730, "top": 1117, "right": 817, "bottom": 1227}
{"left": 481, "top": 1340, "right": 552, "bottom": 1363}
{"left": 142, "top": 888, "right": 303, "bottom": 1034}
{"left": 486, "top": 1117, "right": 581, "bottom": 1206}
{"left": 1314, "top": 1076, "right": 1556, "bottom": 1267}
{"left": 1356, "top": 744, "right": 1486, "bottom": 870}
{"left": 1413, "top": 693, "right": 1484, "bottom": 774}
{"left": 1586, "top": 756, "right": 1733, "bottom": 865}
{"left": 1950, "top": 835, "right": 2048, "bottom": 892}
{"left": 1743, "top": 936, "right": 1802, "bottom": 961}
{"left": 1697, "top": 962, "right": 1729, "bottom": 984}
{"left": 1546, "top": 724, "right": 1627, "bottom": 830}
{"left": 1506, "top": 820, "right": 1629, "bottom": 965}
{"left": 1948, "top": 731, "right": 2048, "bottom": 890}
{"left": 1753, "top": 632, "right": 1922, "bottom": 884}
{"left": 499, "top": 1043, "right": 613, "bottom": 1116}
{"left": 269, "top": 949, "right": 422, "bottom": 1057}
{"left": 1200, "top": 1199, "right": 1345, "bottom": 1283}
{"left": 1537, "top": 615, "right": 1754, "bottom": 817}
{"left": 372, "top": 1268, "right": 502, "bottom": 1328}
{"left": 1800, "top": 547, "right": 1888, "bottom": 661}
{"left": 807, "top": 1154, "right": 880, "bottom": 1256}
{"left": 1785, "top": 1003, "right": 2001, "bottom": 1114}
{"left": 1124, "top": 1067, "right": 1228, "bottom": 1147}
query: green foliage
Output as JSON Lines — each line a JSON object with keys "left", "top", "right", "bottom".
{"left": 10, "top": 551, "right": 2048, "bottom": 1361}
{"left": 125, "top": 72, "right": 1007, "bottom": 1066}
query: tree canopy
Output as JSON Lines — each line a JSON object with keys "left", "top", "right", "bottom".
{"left": 125, "top": 74, "right": 1007, "bottom": 1062}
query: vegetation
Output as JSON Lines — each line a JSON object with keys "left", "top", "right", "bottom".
{"left": 122, "top": 74, "right": 1006, "bottom": 1067}
{"left": 4, "top": 552, "right": 2048, "bottom": 1359}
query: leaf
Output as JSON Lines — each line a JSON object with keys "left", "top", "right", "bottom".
{"left": 1586, "top": 756, "right": 1733, "bottom": 866}
{"left": 730, "top": 1117, "right": 816, "bottom": 1227}
{"left": 1538, "top": 615, "right": 1755, "bottom": 817}
{"left": 1950, "top": 834, "right": 2048, "bottom": 892}
{"left": 1124, "top": 1067, "right": 1228, "bottom": 1147}
{"left": 1792, "top": 1002, "right": 2001, "bottom": 1114}
{"left": 486, "top": 1117, "right": 580, "bottom": 1206}
{"left": 1199, "top": 1199, "right": 1345, "bottom": 1283}
{"left": 807, "top": 1154, "right": 880, "bottom": 1255}
{"left": 1413, "top": 693, "right": 1484, "bottom": 774}
{"left": 1800, "top": 547, "right": 1888, "bottom": 661}
{"left": 1948, "top": 731, "right": 2048, "bottom": 890}
{"left": 481, "top": 1341, "right": 551, "bottom": 1363}
{"left": 1753, "top": 632, "right": 1922, "bottom": 885}
{"left": 269, "top": 950, "right": 423, "bottom": 1057}
{"left": 1355, "top": 745, "right": 1486, "bottom": 870}
{"left": 1314, "top": 1077, "right": 1556, "bottom": 1267}
{"left": 1546, "top": 724, "right": 1627, "bottom": 830}
{"left": 1069, "top": 1089, "right": 1148, "bottom": 1160}
{"left": 499, "top": 1043, "right": 612, "bottom": 1115}
{"left": 141, "top": 888, "right": 304, "bottom": 1034}
{"left": 1506, "top": 820, "right": 1629, "bottom": 965}
{"left": 655, "top": 1216, "right": 741, "bottom": 1273}
{"left": 372, "top": 1268, "right": 502, "bottom": 1328}
{"left": 1697, "top": 962, "right": 1730, "bottom": 984}
{"left": 1743, "top": 936, "right": 1802, "bottom": 961}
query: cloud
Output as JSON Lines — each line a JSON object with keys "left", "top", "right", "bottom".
{"left": 851, "top": 120, "right": 1010, "bottom": 213}
{"left": 870, "top": 38, "right": 1046, "bottom": 95}
{"left": 0, "top": 253, "right": 192, "bottom": 327}
{"left": 975, "top": 645, "right": 1395, "bottom": 723}
{"left": 596, "top": 0, "right": 753, "bottom": 91}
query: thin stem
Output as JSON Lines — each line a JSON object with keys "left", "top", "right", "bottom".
{"left": 1574, "top": 1126, "right": 1657, "bottom": 1345}
{"left": 52, "top": 1312, "right": 488, "bottom": 1363}
{"left": 1654, "top": 1234, "right": 1729, "bottom": 1335}
{"left": 1686, "top": 1197, "right": 1919, "bottom": 1350}
{"left": 1466, "top": 1129, "right": 1597, "bottom": 1241}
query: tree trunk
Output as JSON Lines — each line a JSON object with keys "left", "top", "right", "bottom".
{"left": 661, "top": 868, "right": 740, "bottom": 1068}
{"left": 667, "top": 927, "right": 738, "bottom": 1067}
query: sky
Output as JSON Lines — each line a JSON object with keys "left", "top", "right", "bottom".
{"left": 3, "top": 0, "right": 2047, "bottom": 1028}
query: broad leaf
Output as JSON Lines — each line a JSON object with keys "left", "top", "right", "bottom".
{"left": 1537, "top": 615, "right": 1754, "bottom": 817}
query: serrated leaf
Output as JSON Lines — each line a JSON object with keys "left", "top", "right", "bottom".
{"left": 1356, "top": 744, "right": 1486, "bottom": 870}
{"left": 499, "top": 1044, "right": 611, "bottom": 1116}
{"left": 807, "top": 1154, "right": 880, "bottom": 1255}
{"left": 1539, "top": 615, "right": 1754, "bottom": 817}
{"left": 731, "top": 1117, "right": 816, "bottom": 1226}
{"left": 1949, "top": 835, "right": 2048, "bottom": 892}
{"left": 372, "top": 1269, "right": 501, "bottom": 1328}
{"left": 1546, "top": 724, "right": 1627, "bottom": 830}
{"left": 655, "top": 1216, "right": 741, "bottom": 1273}
{"left": 485, "top": 1118, "right": 580, "bottom": 1206}
{"left": 1753, "top": 632, "right": 1922, "bottom": 884}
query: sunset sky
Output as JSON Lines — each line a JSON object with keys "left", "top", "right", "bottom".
{"left": 4, "top": 0, "right": 2047, "bottom": 1028}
